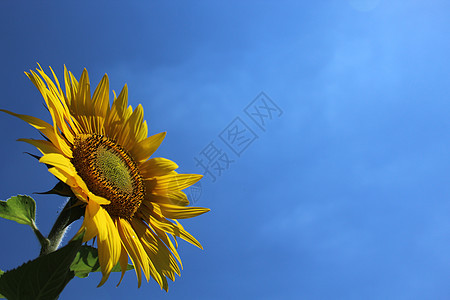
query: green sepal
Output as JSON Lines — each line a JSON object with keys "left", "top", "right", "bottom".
{"left": 35, "top": 181, "right": 74, "bottom": 197}
{"left": 70, "top": 246, "right": 133, "bottom": 278}
{"left": 0, "top": 195, "right": 36, "bottom": 226}
{"left": 24, "top": 152, "right": 41, "bottom": 161}
{"left": 0, "top": 232, "right": 84, "bottom": 300}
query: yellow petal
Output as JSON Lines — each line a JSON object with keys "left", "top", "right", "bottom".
{"left": 139, "top": 157, "right": 178, "bottom": 177}
{"left": 92, "top": 74, "right": 110, "bottom": 120}
{"left": 42, "top": 154, "right": 110, "bottom": 205}
{"left": 129, "top": 106, "right": 146, "bottom": 144}
{"left": 124, "top": 104, "right": 144, "bottom": 146}
{"left": 140, "top": 228, "right": 178, "bottom": 286}
{"left": 30, "top": 66, "right": 79, "bottom": 141}
{"left": 83, "top": 202, "right": 122, "bottom": 287}
{"left": 18, "top": 138, "right": 62, "bottom": 155}
{"left": 132, "top": 219, "right": 172, "bottom": 291}
{"left": 146, "top": 190, "right": 190, "bottom": 206}
{"left": 131, "top": 219, "right": 169, "bottom": 288}
{"left": 48, "top": 65, "right": 64, "bottom": 96}
{"left": 105, "top": 85, "right": 129, "bottom": 138}
{"left": 80, "top": 203, "right": 99, "bottom": 242}
{"left": 72, "top": 69, "right": 95, "bottom": 133}
{"left": 157, "top": 203, "right": 210, "bottom": 219}
{"left": 142, "top": 217, "right": 182, "bottom": 273}
{"left": 0, "top": 109, "right": 72, "bottom": 157}
{"left": 130, "top": 132, "right": 166, "bottom": 163}
{"left": 112, "top": 85, "right": 129, "bottom": 121}
{"left": 152, "top": 174, "right": 203, "bottom": 194}
{"left": 116, "top": 245, "right": 130, "bottom": 287}
{"left": 90, "top": 74, "right": 110, "bottom": 135}
{"left": 0, "top": 109, "right": 53, "bottom": 136}
{"left": 148, "top": 215, "right": 203, "bottom": 249}
{"left": 64, "top": 65, "right": 76, "bottom": 106}
{"left": 87, "top": 192, "right": 111, "bottom": 205}
{"left": 112, "top": 104, "right": 144, "bottom": 150}
{"left": 138, "top": 120, "right": 148, "bottom": 143}
{"left": 174, "top": 219, "right": 204, "bottom": 250}
{"left": 47, "top": 167, "right": 79, "bottom": 189}
{"left": 117, "top": 218, "right": 151, "bottom": 287}
{"left": 40, "top": 153, "right": 76, "bottom": 175}
{"left": 78, "top": 69, "right": 92, "bottom": 114}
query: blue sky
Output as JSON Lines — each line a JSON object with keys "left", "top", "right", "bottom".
{"left": 1, "top": 1, "right": 450, "bottom": 299}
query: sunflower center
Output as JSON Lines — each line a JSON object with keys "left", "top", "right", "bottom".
{"left": 71, "top": 134, "right": 144, "bottom": 220}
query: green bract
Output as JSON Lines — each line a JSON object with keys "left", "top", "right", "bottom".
{"left": 70, "top": 246, "right": 133, "bottom": 278}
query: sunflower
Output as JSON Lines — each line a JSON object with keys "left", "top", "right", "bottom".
{"left": 1, "top": 65, "right": 209, "bottom": 290}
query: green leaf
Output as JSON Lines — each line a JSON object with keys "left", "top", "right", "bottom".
{"left": 0, "top": 232, "right": 84, "bottom": 300}
{"left": 0, "top": 195, "right": 36, "bottom": 226}
{"left": 70, "top": 246, "right": 133, "bottom": 278}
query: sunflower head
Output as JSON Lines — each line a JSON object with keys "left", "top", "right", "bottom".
{"left": 1, "top": 65, "right": 209, "bottom": 290}
{"left": 72, "top": 133, "right": 145, "bottom": 220}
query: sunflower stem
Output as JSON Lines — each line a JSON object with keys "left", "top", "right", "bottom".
{"left": 30, "top": 220, "right": 50, "bottom": 250}
{"left": 40, "top": 197, "right": 84, "bottom": 256}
